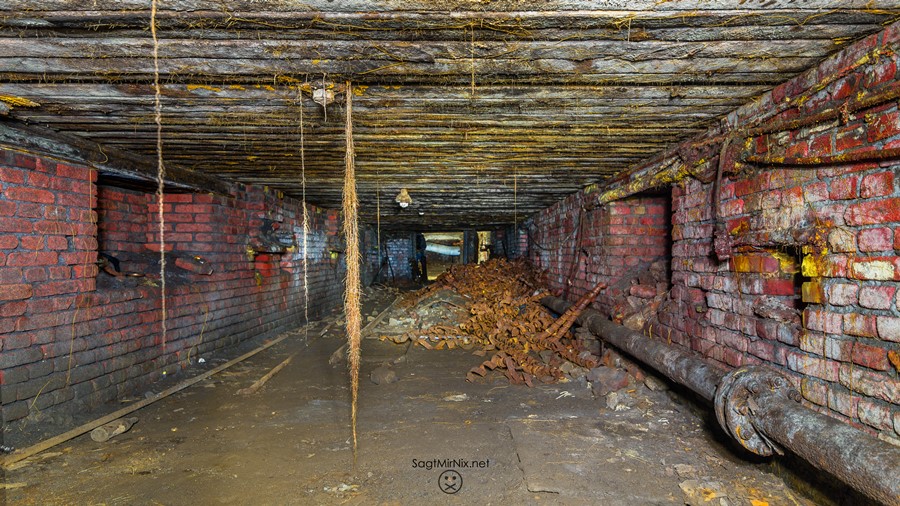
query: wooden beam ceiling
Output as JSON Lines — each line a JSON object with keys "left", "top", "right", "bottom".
{"left": 1, "top": 1, "right": 898, "bottom": 229}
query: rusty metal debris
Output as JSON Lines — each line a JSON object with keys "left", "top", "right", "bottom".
{"left": 383, "top": 259, "right": 604, "bottom": 386}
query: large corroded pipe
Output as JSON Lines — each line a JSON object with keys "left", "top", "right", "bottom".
{"left": 752, "top": 383, "right": 900, "bottom": 505}
{"left": 542, "top": 296, "right": 900, "bottom": 506}
{"left": 542, "top": 295, "right": 725, "bottom": 400}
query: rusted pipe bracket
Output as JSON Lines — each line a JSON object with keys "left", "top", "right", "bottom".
{"left": 714, "top": 366, "right": 800, "bottom": 456}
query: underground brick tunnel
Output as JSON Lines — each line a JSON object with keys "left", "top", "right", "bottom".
{"left": 1, "top": 2, "right": 900, "bottom": 505}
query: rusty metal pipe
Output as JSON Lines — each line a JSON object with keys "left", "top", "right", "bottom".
{"left": 594, "top": 84, "right": 900, "bottom": 206}
{"left": 542, "top": 295, "right": 725, "bottom": 400}
{"left": 745, "top": 83, "right": 900, "bottom": 137}
{"left": 541, "top": 296, "right": 900, "bottom": 506}
{"left": 752, "top": 389, "right": 900, "bottom": 506}
{"left": 743, "top": 147, "right": 900, "bottom": 167}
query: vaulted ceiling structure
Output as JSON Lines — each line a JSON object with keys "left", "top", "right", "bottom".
{"left": 1, "top": 1, "right": 898, "bottom": 229}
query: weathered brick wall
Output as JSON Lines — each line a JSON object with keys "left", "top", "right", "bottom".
{"left": 527, "top": 192, "right": 670, "bottom": 314}
{"left": 97, "top": 185, "right": 148, "bottom": 255}
{"left": 514, "top": 226, "right": 528, "bottom": 260}
{"left": 384, "top": 233, "right": 413, "bottom": 280}
{"left": 530, "top": 25, "right": 900, "bottom": 442}
{"left": 1, "top": 150, "right": 345, "bottom": 424}
{"left": 659, "top": 25, "right": 900, "bottom": 442}
{"left": 488, "top": 226, "right": 522, "bottom": 260}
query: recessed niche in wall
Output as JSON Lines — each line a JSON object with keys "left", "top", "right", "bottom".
{"left": 95, "top": 177, "right": 212, "bottom": 288}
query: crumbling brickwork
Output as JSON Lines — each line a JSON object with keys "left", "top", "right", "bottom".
{"left": 527, "top": 192, "right": 670, "bottom": 323}
{"left": 529, "top": 26, "right": 900, "bottom": 441}
{"left": 0, "top": 150, "right": 345, "bottom": 424}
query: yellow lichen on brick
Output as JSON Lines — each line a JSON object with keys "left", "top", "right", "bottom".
{"left": 729, "top": 220, "right": 749, "bottom": 236}
{"left": 801, "top": 280, "right": 824, "bottom": 304}
{"left": 732, "top": 255, "right": 751, "bottom": 273}
{"left": 772, "top": 251, "right": 799, "bottom": 274}
{"left": 801, "top": 254, "right": 820, "bottom": 277}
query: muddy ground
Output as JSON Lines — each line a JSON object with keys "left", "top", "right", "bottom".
{"left": 1, "top": 292, "right": 854, "bottom": 505}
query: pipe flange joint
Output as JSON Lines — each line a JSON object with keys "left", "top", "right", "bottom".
{"left": 714, "top": 366, "right": 800, "bottom": 456}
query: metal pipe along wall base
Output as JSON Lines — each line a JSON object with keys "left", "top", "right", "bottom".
{"left": 541, "top": 296, "right": 900, "bottom": 506}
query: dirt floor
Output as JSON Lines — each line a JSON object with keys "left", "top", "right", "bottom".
{"left": 2, "top": 293, "right": 834, "bottom": 506}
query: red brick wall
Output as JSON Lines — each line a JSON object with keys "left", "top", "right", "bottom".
{"left": 662, "top": 25, "right": 900, "bottom": 441}
{"left": 530, "top": 24, "right": 900, "bottom": 442}
{"left": 527, "top": 192, "right": 670, "bottom": 313}
{"left": 1, "top": 150, "right": 345, "bottom": 424}
{"left": 97, "top": 186, "right": 148, "bottom": 255}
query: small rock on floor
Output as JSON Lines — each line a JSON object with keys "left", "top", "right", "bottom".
{"left": 679, "top": 479, "right": 729, "bottom": 506}
{"left": 589, "top": 367, "right": 630, "bottom": 397}
{"left": 605, "top": 391, "right": 619, "bottom": 410}
{"left": 370, "top": 366, "right": 398, "bottom": 385}
{"left": 673, "top": 463, "right": 697, "bottom": 478}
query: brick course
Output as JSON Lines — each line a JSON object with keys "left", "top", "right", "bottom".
{"left": 527, "top": 192, "right": 670, "bottom": 319}
{"left": 1, "top": 149, "right": 346, "bottom": 423}
{"left": 526, "top": 25, "right": 900, "bottom": 442}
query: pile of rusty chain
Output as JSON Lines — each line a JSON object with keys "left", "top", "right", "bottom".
{"left": 384, "top": 259, "right": 605, "bottom": 386}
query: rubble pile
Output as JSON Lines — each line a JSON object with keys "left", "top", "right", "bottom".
{"left": 383, "top": 259, "right": 605, "bottom": 386}
{"left": 602, "top": 259, "right": 669, "bottom": 331}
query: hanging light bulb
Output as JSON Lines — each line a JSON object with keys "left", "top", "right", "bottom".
{"left": 395, "top": 188, "right": 412, "bottom": 208}
{"left": 312, "top": 87, "right": 335, "bottom": 107}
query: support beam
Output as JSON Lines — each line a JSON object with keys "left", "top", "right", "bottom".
{"left": 596, "top": 155, "right": 686, "bottom": 206}
{"left": 542, "top": 295, "right": 900, "bottom": 506}
{"left": 0, "top": 119, "right": 231, "bottom": 195}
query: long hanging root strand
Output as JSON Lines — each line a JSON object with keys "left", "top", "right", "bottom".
{"left": 150, "top": 0, "right": 167, "bottom": 351}
{"left": 300, "top": 87, "right": 310, "bottom": 345}
{"left": 342, "top": 81, "right": 362, "bottom": 460}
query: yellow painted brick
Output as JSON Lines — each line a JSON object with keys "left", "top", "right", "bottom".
{"left": 802, "top": 279, "right": 824, "bottom": 304}
{"left": 732, "top": 255, "right": 751, "bottom": 273}
{"left": 802, "top": 254, "right": 820, "bottom": 277}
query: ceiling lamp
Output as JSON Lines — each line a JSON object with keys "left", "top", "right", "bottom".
{"left": 312, "top": 86, "right": 335, "bottom": 107}
{"left": 395, "top": 188, "right": 412, "bottom": 208}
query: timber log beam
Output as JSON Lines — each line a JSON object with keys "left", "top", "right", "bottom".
{"left": 0, "top": 119, "right": 232, "bottom": 195}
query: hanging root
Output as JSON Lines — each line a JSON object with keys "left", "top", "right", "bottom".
{"left": 342, "top": 80, "right": 362, "bottom": 459}
{"left": 150, "top": 0, "right": 167, "bottom": 351}
{"left": 299, "top": 86, "right": 310, "bottom": 344}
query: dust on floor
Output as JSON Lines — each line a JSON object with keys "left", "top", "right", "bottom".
{"left": 4, "top": 302, "right": 815, "bottom": 506}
